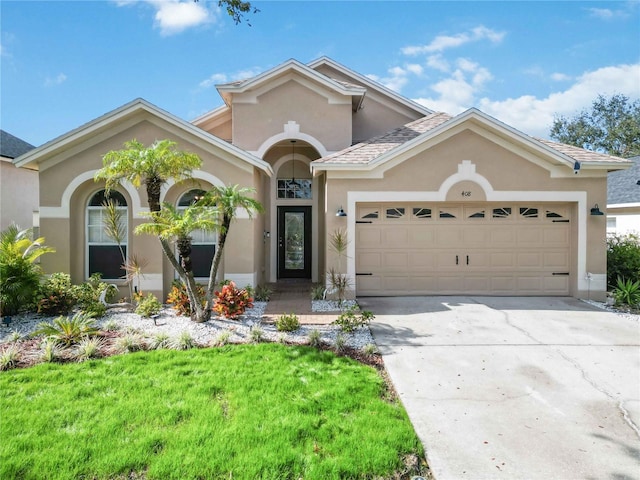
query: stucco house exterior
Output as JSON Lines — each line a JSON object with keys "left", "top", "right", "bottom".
{"left": 13, "top": 57, "right": 631, "bottom": 301}
{"left": 607, "top": 156, "right": 640, "bottom": 235}
{"left": 1, "top": 130, "right": 38, "bottom": 231}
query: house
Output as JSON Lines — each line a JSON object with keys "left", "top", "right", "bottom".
{"left": 1, "top": 130, "right": 38, "bottom": 231}
{"left": 607, "top": 156, "right": 640, "bottom": 235}
{"left": 13, "top": 57, "right": 631, "bottom": 302}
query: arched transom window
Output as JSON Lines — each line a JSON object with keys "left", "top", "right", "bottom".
{"left": 86, "top": 189, "right": 128, "bottom": 280}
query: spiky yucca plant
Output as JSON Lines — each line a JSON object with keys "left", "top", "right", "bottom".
{"left": 34, "top": 312, "right": 99, "bottom": 347}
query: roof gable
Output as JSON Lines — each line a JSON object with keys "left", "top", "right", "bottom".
{"left": 13, "top": 98, "right": 273, "bottom": 176}
{"left": 216, "top": 59, "right": 366, "bottom": 110}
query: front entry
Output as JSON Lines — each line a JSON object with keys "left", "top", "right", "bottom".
{"left": 278, "top": 206, "right": 312, "bottom": 278}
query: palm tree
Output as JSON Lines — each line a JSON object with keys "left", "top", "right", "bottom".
{"left": 95, "top": 139, "right": 201, "bottom": 212}
{"left": 200, "top": 185, "right": 264, "bottom": 309}
{"left": 0, "top": 226, "right": 55, "bottom": 316}
{"left": 136, "top": 203, "right": 218, "bottom": 321}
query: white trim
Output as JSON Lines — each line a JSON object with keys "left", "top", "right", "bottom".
{"left": 346, "top": 160, "right": 590, "bottom": 293}
{"left": 608, "top": 202, "right": 640, "bottom": 208}
{"left": 254, "top": 121, "right": 329, "bottom": 159}
{"left": 40, "top": 170, "right": 143, "bottom": 219}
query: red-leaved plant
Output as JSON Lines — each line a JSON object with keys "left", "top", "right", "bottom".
{"left": 213, "top": 281, "right": 254, "bottom": 319}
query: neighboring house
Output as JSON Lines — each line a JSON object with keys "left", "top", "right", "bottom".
{"left": 13, "top": 57, "right": 631, "bottom": 301}
{"left": 607, "top": 156, "right": 640, "bottom": 235}
{"left": 1, "top": 130, "right": 38, "bottom": 231}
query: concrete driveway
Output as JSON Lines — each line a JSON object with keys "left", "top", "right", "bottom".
{"left": 358, "top": 296, "right": 640, "bottom": 480}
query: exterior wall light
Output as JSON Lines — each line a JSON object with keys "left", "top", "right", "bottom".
{"left": 336, "top": 207, "right": 347, "bottom": 217}
{"left": 590, "top": 204, "right": 604, "bottom": 216}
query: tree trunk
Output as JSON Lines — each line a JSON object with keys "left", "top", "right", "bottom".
{"left": 206, "top": 214, "right": 231, "bottom": 311}
{"left": 146, "top": 177, "right": 163, "bottom": 213}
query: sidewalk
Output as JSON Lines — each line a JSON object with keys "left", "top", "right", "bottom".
{"left": 262, "top": 281, "right": 339, "bottom": 325}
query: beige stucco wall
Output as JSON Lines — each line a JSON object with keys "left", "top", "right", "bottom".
{"left": 1, "top": 158, "right": 39, "bottom": 231}
{"left": 37, "top": 115, "right": 262, "bottom": 299}
{"left": 231, "top": 79, "right": 352, "bottom": 152}
{"left": 322, "top": 129, "right": 609, "bottom": 300}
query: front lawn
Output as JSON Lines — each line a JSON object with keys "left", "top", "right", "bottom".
{"left": 1, "top": 343, "right": 425, "bottom": 479}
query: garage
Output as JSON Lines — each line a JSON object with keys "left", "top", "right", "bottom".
{"left": 355, "top": 202, "right": 572, "bottom": 296}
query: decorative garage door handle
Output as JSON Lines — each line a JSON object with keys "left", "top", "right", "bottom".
{"left": 456, "top": 255, "right": 459, "bottom": 265}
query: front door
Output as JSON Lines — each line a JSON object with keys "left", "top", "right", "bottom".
{"left": 278, "top": 206, "right": 312, "bottom": 278}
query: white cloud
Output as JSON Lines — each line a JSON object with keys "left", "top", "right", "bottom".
{"left": 550, "top": 72, "right": 571, "bottom": 82}
{"left": 427, "top": 54, "right": 449, "bottom": 72}
{"left": 115, "top": 0, "right": 215, "bottom": 35}
{"left": 402, "top": 25, "right": 505, "bottom": 55}
{"left": 477, "top": 63, "right": 640, "bottom": 138}
{"left": 199, "top": 66, "right": 263, "bottom": 89}
{"left": 44, "top": 73, "right": 67, "bottom": 87}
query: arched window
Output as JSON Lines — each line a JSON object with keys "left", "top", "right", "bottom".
{"left": 86, "top": 190, "right": 128, "bottom": 280}
{"left": 178, "top": 189, "right": 217, "bottom": 279}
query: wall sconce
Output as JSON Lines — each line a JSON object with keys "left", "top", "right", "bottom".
{"left": 336, "top": 206, "right": 347, "bottom": 217}
{"left": 590, "top": 204, "right": 604, "bottom": 216}
{"left": 263, "top": 230, "right": 270, "bottom": 239}
{"left": 573, "top": 161, "right": 581, "bottom": 174}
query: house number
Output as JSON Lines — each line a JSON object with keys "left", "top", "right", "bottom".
{"left": 461, "top": 191, "right": 471, "bottom": 197}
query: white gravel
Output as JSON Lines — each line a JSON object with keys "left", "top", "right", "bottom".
{"left": 1, "top": 301, "right": 376, "bottom": 350}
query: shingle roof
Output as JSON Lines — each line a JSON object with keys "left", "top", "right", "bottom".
{"left": 313, "top": 111, "right": 630, "bottom": 168}
{"left": 0, "top": 130, "right": 35, "bottom": 159}
{"left": 313, "top": 112, "right": 452, "bottom": 164}
{"left": 535, "top": 138, "right": 631, "bottom": 164}
{"left": 608, "top": 156, "right": 640, "bottom": 205}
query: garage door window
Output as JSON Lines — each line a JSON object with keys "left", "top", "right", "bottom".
{"left": 413, "top": 208, "right": 432, "bottom": 219}
{"left": 386, "top": 207, "right": 405, "bottom": 219}
{"left": 492, "top": 207, "right": 512, "bottom": 218}
{"left": 520, "top": 207, "right": 539, "bottom": 218}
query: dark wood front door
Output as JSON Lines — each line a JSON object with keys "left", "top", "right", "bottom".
{"left": 278, "top": 206, "right": 312, "bottom": 278}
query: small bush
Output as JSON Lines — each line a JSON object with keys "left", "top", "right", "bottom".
{"left": 254, "top": 284, "right": 273, "bottom": 302}
{"left": 362, "top": 343, "right": 378, "bottom": 356}
{"left": 135, "top": 293, "right": 162, "bottom": 318}
{"left": 332, "top": 305, "right": 374, "bottom": 333}
{"left": 213, "top": 281, "right": 254, "bottom": 319}
{"left": 171, "top": 331, "right": 195, "bottom": 350}
{"left": 276, "top": 313, "right": 300, "bottom": 332}
{"left": 334, "top": 332, "right": 346, "bottom": 352}
{"left": 116, "top": 333, "right": 146, "bottom": 353}
{"left": 214, "top": 330, "right": 232, "bottom": 346}
{"left": 607, "top": 233, "right": 640, "bottom": 287}
{"left": 0, "top": 344, "right": 20, "bottom": 370}
{"left": 39, "top": 338, "right": 63, "bottom": 363}
{"left": 150, "top": 332, "right": 171, "bottom": 350}
{"left": 37, "top": 273, "right": 76, "bottom": 316}
{"left": 166, "top": 281, "right": 206, "bottom": 316}
{"left": 250, "top": 325, "right": 263, "bottom": 343}
{"left": 308, "top": 329, "right": 322, "bottom": 348}
{"left": 74, "top": 273, "right": 116, "bottom": 316}
{"left": 102, "top": 319, "right": 120, "bottom": 332}
{"left": 612, "top": 277, "right": 640, "bottom": 307}
{"left": 34, "top": 312, "right": 99, "bottom": 347}
{"left": 4, "top": 330, "right": 21, "bottom": 343}
{"left": 310, "top": 284, "right": 326, "bottom": 301}
{"left": 75, "top": 337, "right": 105, "bottom": 361}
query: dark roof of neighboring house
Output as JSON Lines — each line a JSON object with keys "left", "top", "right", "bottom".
{"left": 608, "top": 156, "right": 640, "bottom": 205}
{"left": 0, "top": 130, "right": 35, "bottom": 159}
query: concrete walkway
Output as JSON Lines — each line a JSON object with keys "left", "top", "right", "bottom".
{"left": 262, "top": 281, "right": 338, "bottom": 325}
{"left": 359, "top": 296, "right": 640, "bottom": 480}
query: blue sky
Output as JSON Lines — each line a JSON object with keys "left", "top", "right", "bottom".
{"left": 1, "top": 0, "right": 639, "bottom": 147}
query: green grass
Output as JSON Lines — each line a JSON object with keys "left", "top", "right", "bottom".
{"left": 1, "top": 344, "right": 423, "bottom": 479}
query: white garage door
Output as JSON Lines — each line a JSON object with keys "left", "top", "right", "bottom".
{"left": 356, "top": 203, "right": 572, "bottom": 296}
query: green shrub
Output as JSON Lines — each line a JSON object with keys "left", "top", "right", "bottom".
{"left": 102, "top": 319, "right": 120, "bottom": 332}
{"left": 1, "top": 226, "right": 54, "bottom": 316}
{"left": 310, "top": 284, "right": 326, "bottom": 301}
{"left": 166, "top": 281, "right": 206, "bottom": 316}
{"left": 362, "top": 343, "right": 378, "bottom": 356}
{"left": 0, "top": 344, "right": 20, "bottom": 370}
{"left": 276, "top": 313, "right": 300, "bottom": 332}
{"left": 150, "top": 332, "right": 171, "bottom": 350}
{"left": 3, "top": 331, "right": 21, "bottom": 343}
{"left": 37, "top": 273, "right": 77, "bottom": 316}
{"left": 332, "top": 305, "right": 375, "bottom": 333}
{"left": 254, "top": 284, "right": 272, "bottom": 302}
{"left": 33, "top": 312, "right": 99, "bottom": 347}
{"left": 334, "top": 332, "right": 346, "bottom": 352}
{"left": 607, "top": 233, "right": 640, "bottom": 287}
{"left": 171, "top": 331, "right": 195, "bottom": 350}
{"left": 39, "top": 338, "right": 63, "bottom": 363}
{"left": 308, "top": 329, "right": 322, "bottom": 348}
{"left": 612, "top": 277, "right": 640, "bottom": 307}
{"left": 250, "top": 325, "right": 263, "bottom": 343}
{"left": 73, "top": 273, "right": 116, "bottom": 316}
{"left": 214, "top": 330, "right": 232, "bottom": 346}
{"left": 135, "top": 293, "right": 162, "bottom": 318}
{"left": 75, "top": 337, "right": 105, "bottom": 361}
{"left": 213, "top": 281, "right": 253, "bottom": 319}
{"left": 116, "top": 333, "right": 146, "bottom": 353}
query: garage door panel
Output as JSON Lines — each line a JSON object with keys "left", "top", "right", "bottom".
{"left": 356, "top": 202, "right": 571, "bottom": 296}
